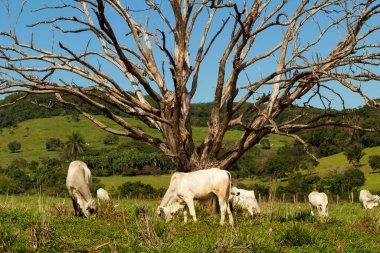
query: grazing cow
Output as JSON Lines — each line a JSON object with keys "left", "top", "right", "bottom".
{"left": 97, "top": 188, "right": 110, "bottom": 201}
{"left": 66, "top": 161, "right": 98, "bottom": 217}
{"left": 359, "top": 189, "right": 380, "bottom": 209}
{"left": 157, "top": 168, "right": 234, "bottom": 226}
{"left": 230, "top": 187, "right": 261, "bottom": 216}
{"left": 308, "top": 191, "right": 328, "bottom": 218}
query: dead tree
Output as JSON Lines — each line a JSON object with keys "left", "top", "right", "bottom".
{"left": 0, "top": 0, "right": 379, "bottom": 171}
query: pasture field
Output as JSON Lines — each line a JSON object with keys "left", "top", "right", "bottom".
{"left": 0, "top": 195, "right": 380, "bottom": 252}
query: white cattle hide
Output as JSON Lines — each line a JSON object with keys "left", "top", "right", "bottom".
{"left": 97, "top": 188, "right": 110, "bottom": 201}
{"left": 66, "top": 161, "right": 98, "bottom": 217}
{"left": 230, "top": 187, "right": 261, "bottom": 216}
{"left": 308, "top": 191, "right": 328, "bottom": 218}
{"left": 359, "top": 189, "right": 380, "bottom": 209}
{"left": 157, "top": 168, "right": 234, "bottom": 226}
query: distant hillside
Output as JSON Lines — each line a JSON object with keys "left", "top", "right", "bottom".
{"left": 1, "top": 93, "right": 329, "bottom": 128}
{"left": 0, "top": 114, "right": 291, "bottom": 168}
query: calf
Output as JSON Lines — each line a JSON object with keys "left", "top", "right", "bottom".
{"left": 66, "top": 161, "right": 98, "bottom": 217}
{"left": 308, "top": 191, "right": 328, "bottom": 218}
{"left": 97, "top": 188, "right": 110, "bottom": 201}
{"left": 157, "top": 168, "right": 234, "bottom": 226}
{"left": 230, "top": 187, "right": 261, "bottom": 216}
{"left": 359, "top": 189, "right": 380, "bottom": 209}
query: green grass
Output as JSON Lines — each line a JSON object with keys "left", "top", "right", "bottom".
{"left": 0, "top": 195, "right": 379, "bottom": 252}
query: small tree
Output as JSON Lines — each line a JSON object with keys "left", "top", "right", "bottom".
{"left": 368, "top": 155, "right": 380, "bottom": 171}
{"left": 46, "top": 138, "right": 64, "bottom": 151}
{"left": 8, "top": 140, "right": 21, "bottom": 153}
{"left": 344, "top": 143, "right": 365, "bottom": 166}
{"left": 63, "top": 132, "right": 86, "bottom": 160}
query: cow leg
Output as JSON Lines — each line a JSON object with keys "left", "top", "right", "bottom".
{"left": 363, "top": 202, "right": 368, "bottom": 209}
{"left": 248, "top": 207, "right": 254, "bottom": 217}
{"left": 226, "top": 203, "right": 234, "bottom": 226}
{"left": 217, "top": 196, "right": 227, "bottom": 226}
{"left": 184, "top": 198, "right": 197, "bottom": 222}
{"left": 183, "top": 205, "right": 189, "bottom": 223}
{"left": 309, "top": 204, "right": 314, "bottom": 216}
{"left": 71, "top": 197, "right": 79, "bottom": 216}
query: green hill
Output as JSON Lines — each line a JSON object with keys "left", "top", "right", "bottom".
{"left": 315, "top": 146, "right": 380, "bottom": 191}
{"left": 1, "top": 114, "right": 379, "bottom": 192}
{"left": 0, "top": 115, "right": 290, "bottom": 167}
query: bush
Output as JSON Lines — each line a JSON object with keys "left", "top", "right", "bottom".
{"left": 317, "top": 168, "right": 365, "bottom": 196}
{"left": 369, "top": 155, "right": 380, "bottom": 171}
{"left": 278, "top": 224, "right": 314, "bottom": 246}
{"left": 260, "top": 139, "right": 271, "bottom": 149}
{"left": 118, "top": 181, "right": 163, "bottom": 198}
{"left": 0, "top": 175, "right": 20, "bottom": 194}
{"left": 8, "top": 140, "right": 21, "bottom": 153}
{"left": 103, "top": 134, "right": 119, "bottom": 145}
{"left": 45, "top": 138, "right": 64, "bottom": 151}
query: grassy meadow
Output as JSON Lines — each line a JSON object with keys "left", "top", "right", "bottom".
{"left": 0, "top": 195, "right": 379, "bottom": 252}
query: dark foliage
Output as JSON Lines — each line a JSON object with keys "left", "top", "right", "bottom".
{"left": 344, "top": 143, "right": 365, "bottom": 165}
{"left": 118, "top": 181, "right": 165, "bottom": 198}
{"left": 369, "top": 155, "right": 380, "bottom": 171}
{"left": 317, "top": 168, "right": 365, "bottom": 196}
{"left": 103, "top": 134, "right": 119, "bottom": 145}
{"left": 8, "top": 140, "right": 21, "bottom": 153}
{"left": 82, "top": 141, "right": 176, "bottom": 177}
{"left": 45, "top": 138, "right": 64, "bottom": 151}
{"left": 276, "top": 173, "right": 320, "bottom": 200}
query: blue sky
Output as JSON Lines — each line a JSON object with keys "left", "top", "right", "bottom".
{"left": 0, "top": 0, "right": 379, "bottom": 109}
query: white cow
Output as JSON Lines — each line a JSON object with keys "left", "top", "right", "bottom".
{"left": 97, "top": 188, "right": 110, "bottom": 201}
{"left": 66, "top": 161, "right": 98, "bottom": 217}
{"left": 308, "top": 191, "right": 328, "bottom": 218}
{"left": 157, "top": 168, "right": 234, "bottom": 226}
{"left": 359, "top": 189, "right": 380, "bottom": 209}
{"left": 230, "top": 187, "right": 261, "bottom": 216}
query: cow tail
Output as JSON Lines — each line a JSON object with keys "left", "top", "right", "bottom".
{"left": 226, "top": 170, "right": 232, "bottom": 208}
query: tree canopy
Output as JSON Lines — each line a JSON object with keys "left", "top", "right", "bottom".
{"left": 0, "top": 1, "right": 379, "bottom": 171}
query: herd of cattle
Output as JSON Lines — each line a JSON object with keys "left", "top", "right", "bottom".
{"left": 66, "top": 161, "right": 380, "bottom": 224}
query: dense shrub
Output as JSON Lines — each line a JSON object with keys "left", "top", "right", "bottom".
{"left": 103, "top": 134, "right": 119, "bottom": 145}
{"left": 344, "top": 143, "right": 365, "bottom": 165}
{"left": 276, "top": 173, "right": 319, "bottom": 200}
{"left": 260, "top": 139, "right": 271, "bottom": 149}
{"left": 118, "top": 181, "right": 165, "bottom": 198}
{"left": 0, "top": 175, "right": 20, "bottom": 194}
{"left": 45, "top": 138, "right": 64, "bottom": 151}
{"left": 278, "top": 224, "right": 314, "bottom": 246}
{"left": 369, "top": 155, "right": 380, "bottom": 171}
{"left": 8, "top": 140, "right": 21, "bottom": 153}
{"left": 317, "top": 168, "right": 365, "bottom": 196}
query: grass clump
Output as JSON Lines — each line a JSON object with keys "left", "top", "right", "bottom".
{"left": 277, "top": 223, "right": 314, "bottom": 247}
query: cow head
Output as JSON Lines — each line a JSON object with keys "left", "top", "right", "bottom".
{"left": 158, "top": 206, "right": 173, "bottom": 222}
{"left": 318, "top": 203, "right": 328, "bottom": 218}
{"left": 231, "top": 187, "right": 239, "bottom": 196}
{"left": 85, "top": 199, "right": 98, "bottom": 217}
{"left": 157, "top": 201, "right": 185, "bottom": 222}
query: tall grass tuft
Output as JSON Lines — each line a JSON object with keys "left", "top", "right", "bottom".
{"left": 277, "top": 222, "right": 314, "bottom": 247}
{"left": 134, "top": 205, "right": 172, "bottom": 251}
